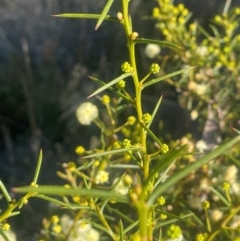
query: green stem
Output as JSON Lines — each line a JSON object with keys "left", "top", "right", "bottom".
{"left": 122, "top": 0, "right": 147, "bottom": 176}
{"left": 122, "top": 1, "right": 151, "bottom": 240}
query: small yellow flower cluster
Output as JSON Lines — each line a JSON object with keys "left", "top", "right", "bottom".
{"left": 50, "top": 215, "right": 62, "bottom": 234}
{"left": 153, "top": 1, "right": 192, "bottom": 45}
{"left": 75, "top": 145, "right": 85, "bottom": 155}
{"left": 116, "top": 79, "right": 126, "bottom": 89}
{"left": 127, "top": 116, "right": 136, "bottom": 125}
{"left": 195, "top": 233, "right": 208, "bottom": 241}
{"left": 102, "top": 95, "right": 110, "bottom": 105}
{"left": 121, "top": 61, "right": 134, "bottom": 73}
{"left": 166, "top": 224, "right": 183, "bottom": 240}
{"left": 161, "top": 144, "right": 169, "bottom": 153}
{"left": 67, "top": 162, "right": 76, "bottom": 171}
{"left": 2, "top": 223, "right": 10, "bottom": 231}
{"left": 160, "top": 213, "right": 167, "bottom": 220}
{"left": 157, "top": 196, "right": 166, "bottom": 205}
{"left": 222, "top": 181, "right": 230, "bottom": 191}
{"left": 202, "top": 200, "right": 210, "bottom": 210}
{"left": 142, "top": 113, "right": 152, "bottom": 125}
{"left": 149, "top": 63, "right": 160, "bottom": 74}
{"left": 122, "top": 139, "right": 131, "bottom": 148}
{"left": 94, "top": 170, "right": 109, "bottom": 185}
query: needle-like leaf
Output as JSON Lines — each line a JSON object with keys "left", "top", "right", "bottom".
{"left": 88, "top": 73, "right": 133, "bottom": 98}
{"left": 148, "top": 135, "right": 240, "bottom": 205}
{"left": 95, "top": 0, "right": 115, "bottom": 30}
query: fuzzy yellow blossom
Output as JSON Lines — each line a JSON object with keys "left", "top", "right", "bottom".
{"left": 202, "top": 200, "right": 210, "bottom": 209}
{"left": 224, "top": 165, "right": 238, "bottom": 183}
{"left": 160, "top": 214, "right": 167, "bottom": 220}
{"left": 145, "top": 44, "right": 161, "bottom": 59}
{"left": 196, "top": 140, "right": 208, "bottom": 152}
{"left": 152, "top": 7, "right": 160, "bottom": 18}
{"left": 75, "top": 146, "right": 85, "bottom": 155}
{"left": 2, "top": 223, "right": 10, "bottom": 231}
{"left": 123, "top": 174, "right": 133, "bottom": 186}
{"left": 211, "top": 210, "right": 223, "bottom": 222}
{"left": 113, "top": 178, "right": 129, "bottom": 195}
{"left": 51, "top": 215, "right": 59, "bottom": 224}
{"left": 124, "top": 152, "right": 132, "bottom": 161}
{"left": 95, "top": 170, "right": 109, "bottom": 184}
{"left": 131, "top": 233, "right": 141, "bottom": 241}
{"left": 196, "top": 46, "right": 208, "bottom": 57}
{"left": 230, "top": 215, "right": 240, "bottom": 228}
{"left": 191, "top": 110, "right": 199, "bottom": 120}
{"left": 52, "top": 225, "right": 62, "bottom": 233}
{"left": 102, "top": 95, "right": 110, "bottom": 105}
{"left": 113, "top": 141, "right": 121, "bottom": 149}
{"left": 60, "top": 215, "right": 99, "bottom": 241}
{"left": 127, "top": 116, "right": 136, "bottom": 125}
{"left": 76, "top": 102, "right": 98, "bottom": 125}
{"left": 67, "top": 162, "right": 76, "bottom": 171}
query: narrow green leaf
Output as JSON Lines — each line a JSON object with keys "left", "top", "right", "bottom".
{"left": 100, "top": 174, "right": 125, "bottom": 212}
{"left": 32, "top": 149, "right": 43, "bottom": 184}
{"left": 209, "top": 187, "right": 231, "bottom": 207}
{"left": 119, "top": 220, "right": 124, "bottom": 241}
{"left": 155, "top": 214, "right": 193, "bottom": 229}
{"left": 158, "top": 228, "right": 162, "bottom": 241}
{"left": 88, "top": 73, "right": 133, "bottom": 98}
{"left": 9, "top": 211, "right": 20, "bottom": 217}
{"left": 147, "top": 95, "right": 162, "bottom": 128}
{"left": 52, "top": 13, "right": 118, "bottom": 23}
{"left": 153, "top": 160, "right": 176, "bottom": 189}
{"left": 13, "top": 186, "right": 130, "bottom": 203}
{"left": 0, "top": 180, "right": 11, "bottom": 202}
{"left": 83, "top": 146, "right": 141, "bottom": 159}
{"left": 148, "top": 135, "right": 240, "bottom": 205}
{"left": 0, "top": 230, "right": 10, "bottom": 241}
{"left": 232, "top": 128, "right": 240, "bottom": 135}
{"left": 134, "top": 38, "right": 181, "bottom": 50}
{"left": 197, "top": 24, "right": 211, "bottom": 38}
{"left": 155, "top": 212, "right": 194, "bottom": 228}
{"left": 143, "top": 146, "right": 187, "bottom": 194}
{"left": 123, "top": 220, "right": 139, "bottom": 234}
{"left": 209, "top": 24, "right": 220, "bottom": 37}
{"left": 108, "top": 164, "right": 140, "bottom": 169}
{"left": 90, "top": 221, "right": 112, "bottom": 235}
{"left": 222, "top": 229, "right": 234, "bottom": 241}
{"left": 88, "top": 76, "right": 133, "bottom": 103}
{"left": 139, "top": 122, "right": 162, "bottom": 147}
{"left": 143, "top": 67, "right": 195, "bottom": 88}
{"left": 95, "top": 0, "right": 115, "bottom": 30}
{"left": 191, "top": 213, "right": 205, "bottom": 227}
{"left": 223, "top": 0, "right": 231, "bottom": 15}
{"left": 109, "top": 207, "right": 134, "bottom": 223}
{"left": 229, "top": 155, "right": 240, "bottom": 168}
{"left": 35, "top": 194, "right": 91, "bottom": 210}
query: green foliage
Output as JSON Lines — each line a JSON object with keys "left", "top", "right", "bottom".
{"left": 1, "top": 1, "right": 240, "bottom": 241}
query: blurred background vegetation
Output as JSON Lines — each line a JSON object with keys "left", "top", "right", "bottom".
{"left": 0, "top": 0, "right": 240, "bottom": 240}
